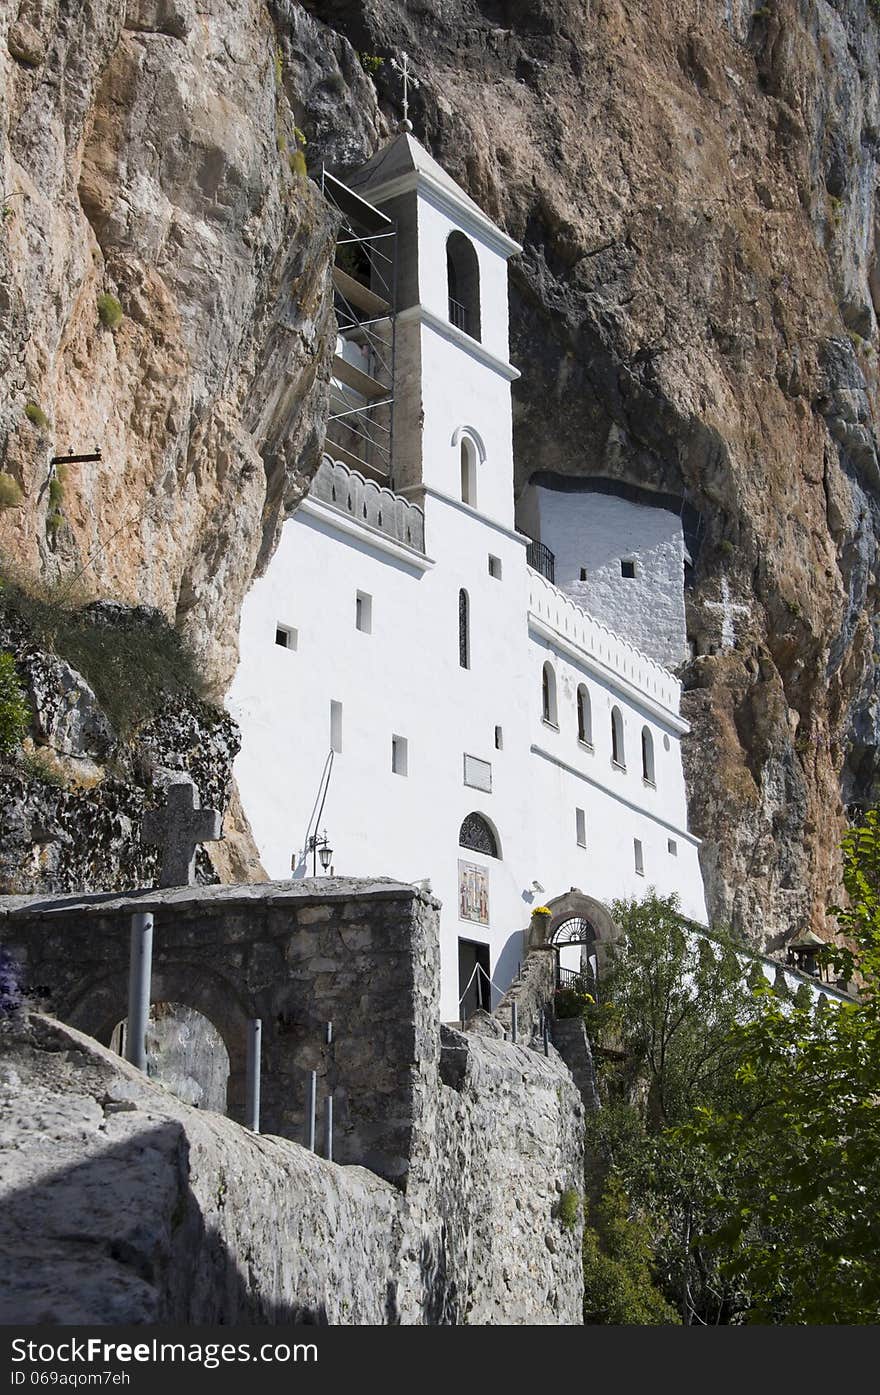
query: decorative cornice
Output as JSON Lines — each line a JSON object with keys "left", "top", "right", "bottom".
{"left": 528, "top": 613, "right": 688, "bottom": 732}
{"left": 361, "top": 170, "right": 522, "bottom": 258}
{"left": 396, "top": 304, "right": 520, "bottom": 380}
{"left": 299, "top": 497, "right": 436, "bottom": 572}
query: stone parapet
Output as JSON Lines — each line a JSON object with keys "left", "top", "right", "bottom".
{"left": 528, "top": 569, "right": 682, "bottom": 717}
{"left": 311, "top": 454, "right": 426, "bottom": 553}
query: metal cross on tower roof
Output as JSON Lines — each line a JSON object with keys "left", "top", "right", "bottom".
{"left": 390, "top": 51, "right": 419, "bottom": 132}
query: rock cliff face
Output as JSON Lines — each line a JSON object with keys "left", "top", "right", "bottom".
{"left": 0, "top": 0, "right": 352, "bottom": 694}
{"left": 3, "top": 0, "right": 880, "bottom": 941}
{"left": 305, "top": 0, "right": 880, "bottom": 947}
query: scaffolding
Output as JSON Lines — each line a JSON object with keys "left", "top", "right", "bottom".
{"left": 321, "top": 169, "right": 397, "bottom": 484}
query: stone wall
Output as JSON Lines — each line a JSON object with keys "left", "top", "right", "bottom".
{"left": 0, "top": 878, "right": 439, "bottom": 1185}
{"left": 0, "top": 1014, "right": 403, "bottom": 1325}
{"left": 0, "top": 1007, "right": 583, "bottom": 1324}
{"left": 0, "top": 876, "right": 584, "bottom": 1323}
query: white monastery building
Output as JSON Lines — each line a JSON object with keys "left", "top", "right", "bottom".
{"left": 228, "top": 131, "right": 709, "bottom": 1022}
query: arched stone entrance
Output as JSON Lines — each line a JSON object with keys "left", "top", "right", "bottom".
{"left": 530, "top": 889, "right": 620, "bottom": 985}
{"left": 110, "top": 1002, "right": 231, "bottom": 1112}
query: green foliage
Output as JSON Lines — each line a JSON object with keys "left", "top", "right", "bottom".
{"left": 274, "top": 44, "right": 283, "bottom": 87}
{"left": 24, "top": 401, "right": 48, "bottom": 429}
{"left": 582, "top": 1177, "right": 680, "bottom": 1325}
{"left": 0, "top": 566, "right": 206, "bottom": 737}
{"left": 0, "top": 472, "right": 24, "bottom": 508}
{"left": 601, "top": 893, "right": 755, "bottom": 1128}
{"left": 0, "top": 652, "right": 29, "bottom": 757}
{"left": 718, "top": 538, "right": 735, "bottom": 559}
{"left": 553, "top": 975, "right": 595, "bottom": 1019}
{"left": 557, "top": 1187, "right": 581, "bottom": 1229}
{"left": 97, "top": 293, "right": 123, "bottom": 330}
{"left": 358, "top": 52, "right": 383, "bottom": 76}
{"left": 681, "top": 809, "right": 880, "bottom": 1323}
{"left": 48, "top": 466, "right": 66, "bottom": 510}
{"left": 581, "top": 894, "right": 762, "bottom": 1323}
{"left": 19, "top": 747, "right": 66, "bottom": 788}
{"left": 289, "top": 150, "right": 307, "bottom": 178}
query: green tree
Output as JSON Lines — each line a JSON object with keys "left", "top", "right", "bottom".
{"left": 596, "top": 893, "right": 754, "bottom": 1127}
{"left": 582, "top": 893, "right": 759, "bottom": 1324}
{"left": 682, "top": 811, "right": 880, "bottom": 1323}
{"left": 0, "top": 651, "right": 29, "bottom": 756}
{"left": 582, "top": 1175, "right": 679, "bottom": 1325}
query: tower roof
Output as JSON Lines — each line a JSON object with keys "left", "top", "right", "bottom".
{"left": 346, "top": 132, "right": 521, "bottom": 257}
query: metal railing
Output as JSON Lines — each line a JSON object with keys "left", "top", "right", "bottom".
{"left": 526, "top": 538, "right": 555, "bottom": 583}
{"left": 448, "top": 296, "right": 468, "bottom": 333}
{"left": 556, "top": 966, "right": 583, "bottom": 989}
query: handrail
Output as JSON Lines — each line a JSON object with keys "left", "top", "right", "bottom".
{"left": 458, "top": 960, "right": 508, "bottom": 1020}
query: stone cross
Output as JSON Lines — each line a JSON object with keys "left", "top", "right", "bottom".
{"left": 704, "top": 577, "right": 751, "bottom": 651}
{"left": 141, "top": 779, "right": 222, "bottom": 888}
{"left": 390, "top": 51, "right": 419, "bottom": 129}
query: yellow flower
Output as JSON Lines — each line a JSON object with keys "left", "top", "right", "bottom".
{"left": 533, "top": 905, "right": 552, "bottom": 916}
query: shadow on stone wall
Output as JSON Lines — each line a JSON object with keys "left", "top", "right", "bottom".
{"left": 0, "top": 1121, "right": 330, "bottom": 1324}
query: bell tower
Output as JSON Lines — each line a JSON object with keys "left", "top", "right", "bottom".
{"left": 346, "top": 132, "right": 521, "bottom": 529}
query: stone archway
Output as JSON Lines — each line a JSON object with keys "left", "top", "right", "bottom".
{"left": 110, "top": 1002, "right": 231, "bottom": 1113}
{"left": 530, "top": 888, "right": 620, "bottom": 980}
{"left": 62, "top": 963, "right": 252, "bottom": 1125}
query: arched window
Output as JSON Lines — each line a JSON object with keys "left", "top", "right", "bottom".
{"left": 542, "top": 661, "right": 558, "bottom": 726}
{"left": 459, "top": 588, "right": 470, "bottom": 669}
{"left": 641, "top": 726, "right": 655, "bottom": 785}
{"left": 459, "top": 811, "right": 500, "bottom": 858}
{"left": 460, "top": 436, "right": 477, "bottom": 505}
{"left": 577, "top": 684, "right": 592, "bottom": 746}
{"left": 611, "top": 706, "right": 625, "bottom": 767}
{"left": 447, "top": 232, "right": 481, "bottom": 342}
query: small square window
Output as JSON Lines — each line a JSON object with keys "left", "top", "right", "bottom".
{"left": 330, "top": 701, "right": 343, "bottom": 754}
{"left": 355, "top": 591, "right": 372, "bottom": 634}
{"left": 621, "top": 559, "right": 637, "bottom": 579}
{"left": 494, "top": 725, "right": 503, "bottom": 750}
{"left": 634, "top": 838, "right": 645, "bottom": 875}
{"left": 667, "top": 838, "right": 678, "bottom": 857}
{"left": 392, "top": 734, "right": 408, "bottom": 776}
{"left": 275, "top": 624, "right": 297, "bottom": 649}
{"left": 464, "top": 753, "right": 492, "bottom": 792}
{"left": 576, "top": 808, "right": 587, "bottom": 848}
{"left": 488, "top": 555, "right": 502, "bottom": 579}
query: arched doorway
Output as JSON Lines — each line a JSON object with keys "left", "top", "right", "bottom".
{"left": 532, "top": 889, "right": 620, "bottom": 990}
{"left": 110, "top": 1002, "right": 230, "bottom": 1113}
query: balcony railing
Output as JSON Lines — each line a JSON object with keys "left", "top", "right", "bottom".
{"left": 526, "top": 538, "right": 555, "bottom": 583}
{"left": 448, "top": 296, "right": 468, "bottom": 333}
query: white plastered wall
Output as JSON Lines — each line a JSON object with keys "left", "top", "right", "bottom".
{"left": 524, "top": 485, "right": 690, "bottom": 668}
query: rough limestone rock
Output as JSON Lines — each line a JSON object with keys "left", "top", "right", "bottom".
{"left": 0, "top": 0, "right": 362, "bottom": 696}
{"left": 0, "top": 1012, "right": 583, "bottom": 1324}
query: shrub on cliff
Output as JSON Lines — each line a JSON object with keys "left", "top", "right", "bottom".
{"left": 0, "top": 569, "right": 207, "bottom": 737}
{"left": 96, "top": 293, "right": 123, "bottom": 330}
{"left": 0, "top": 473, "right": 24, "bottom": 508}
{"left": 0, "top": 651, "right": 30, "bottom": 756}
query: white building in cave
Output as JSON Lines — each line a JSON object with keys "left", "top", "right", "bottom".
{"left": 228, "top": 131, "right": 708, "bottom": 1022}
